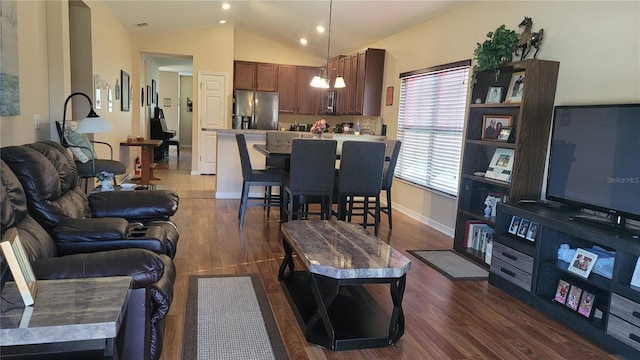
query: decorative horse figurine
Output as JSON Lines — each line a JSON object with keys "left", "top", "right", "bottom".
{"left": 516, "top": 17, "right": 544, "bottom": 60}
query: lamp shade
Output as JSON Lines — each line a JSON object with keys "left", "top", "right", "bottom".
{"left": 76, "top": 115, "right": 113, "bottom": 133}
{"left": 334, "top": 76, "right": 346, "bottom": 89}
{"left": 62, "top": 92, "right": 112, "bottom": 134}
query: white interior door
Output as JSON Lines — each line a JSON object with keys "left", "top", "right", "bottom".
{"left": 198, "top": 72, "right": 226, "bottom": 174}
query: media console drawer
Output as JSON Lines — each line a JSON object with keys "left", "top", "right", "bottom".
{"left": 607, "top": 315, "right": 640, "bottom": 351}
{"left": 610, "top": 293, "right": 640, "bottom": 327}
{"left": 490, "top": 257, "right": 532, "bottom": 291}
{"left": 492, "top": 242, "right": 534, "bottom": 274}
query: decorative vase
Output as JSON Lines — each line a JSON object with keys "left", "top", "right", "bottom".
{"left": 484, "top": 204, "right": 492, "bottom": 218}
{"left": 101, "top": 180, "right": 113, "bottom": 190}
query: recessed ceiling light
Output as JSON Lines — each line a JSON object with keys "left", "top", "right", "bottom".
{"left": 221, "top": 3, "right": 230, "bottom": 10}
{"left": 219, "top": 20, "right": 227, "bottom": 24}
{"left": 135, "top": 22, "right": 148, "bottom": 27}
{"left": 300, "top": 38, "right": 308, "bottom": 45}
{"left": 316, "top": 26, "right": 325, "bottom": 33}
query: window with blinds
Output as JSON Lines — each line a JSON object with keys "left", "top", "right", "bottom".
{"left": 396, "top": 60, "right": 470, "bottom": 196}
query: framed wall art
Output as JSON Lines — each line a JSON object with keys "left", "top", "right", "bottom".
{"left": 120, "top": 70, "right": 130, "bottom": 111}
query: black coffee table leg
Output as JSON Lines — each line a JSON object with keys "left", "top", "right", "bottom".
{"left": 388, "top": 274, "right": 406, "bottom": 343}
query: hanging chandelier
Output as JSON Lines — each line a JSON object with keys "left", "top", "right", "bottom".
{"left": 310, "top": 0, "right": 346, "bottom": 89}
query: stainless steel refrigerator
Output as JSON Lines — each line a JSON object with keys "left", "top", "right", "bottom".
{"left": 233, "top": 90, "right": 279, "bottom": 130}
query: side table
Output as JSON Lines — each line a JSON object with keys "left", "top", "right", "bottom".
{"left": 1, "top": 276, "right": 132, "bottom": 359}
{"left": 120, "top": 139, "right": 162, "bottom": 185}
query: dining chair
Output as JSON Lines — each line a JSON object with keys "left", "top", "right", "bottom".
{"left": 236, "top": 133, "right": 285, "bottom": 228}
{"left": 333, "top": 141, "right": 386, "bottom": 235}
{"left": 282, "top": 139, "right": 337, "bottom": 221}
{"left": 350, "top": 140, "right": 402, "bottom": 229}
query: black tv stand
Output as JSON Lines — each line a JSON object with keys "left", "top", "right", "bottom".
{"left": 490, "top": 203, "right": 640, "bottom": 358}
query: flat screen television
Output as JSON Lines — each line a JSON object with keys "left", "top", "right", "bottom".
{"left": 546, "top": 104, "right": 640, "bottom": 231}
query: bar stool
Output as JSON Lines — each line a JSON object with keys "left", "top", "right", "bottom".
{"left": 236, "top": 134, "right": 285, "bottom": 228}
{"left": 351, "top": 140, "right": 402, "bottom": 229}
{"left": 282, "top": 139, "right": 337, "bottom": 221}
{"left": 333, "top": 141, "right": 386, "bottom": 235}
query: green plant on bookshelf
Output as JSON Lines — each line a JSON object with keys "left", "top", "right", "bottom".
{"left": 472, "top": 24, "right": 519, "bottom": 84}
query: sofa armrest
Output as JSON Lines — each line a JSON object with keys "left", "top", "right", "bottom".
{"left": 31, "top": 249, "right": 171, "bottom": 289}
{"left": 53, "top": 218, "right": 168, "bottom": 256}
{"left": 89, "top": 190, "right": 179, "bottom": 220}
{"left": 54, "top": 218, "right": 129, "bottom": 241}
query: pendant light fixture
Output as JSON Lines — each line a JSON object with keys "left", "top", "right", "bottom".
{"left": 310, "top": 0, "right": 346, "bottom": 89}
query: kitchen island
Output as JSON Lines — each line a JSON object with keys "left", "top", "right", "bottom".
{"left": 215, "top": 129, "right": 385, "bottom": 199}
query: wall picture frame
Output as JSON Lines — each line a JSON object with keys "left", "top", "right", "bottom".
{"left": 506, "top": 71, "right": 525, "bottom": 103}
{"left": 152, "top": 79, "right": 157, "bottom": 104}
{"left": 568, "top": 248, "right": 599, "bottom": 278}
{"left": 147, "top": 85, "right": 152, "bottom": 105}
{"left": 485, "top": 86, "right": 502, "bottom": 104}
{"left": 482, "top": 115, "right": 513, "bottom": 140}
{"left": 120, "top": 70, "right": 130, "bottom": 111}
{"left": 1, "top": 228, "right": 38, "bottom": 306}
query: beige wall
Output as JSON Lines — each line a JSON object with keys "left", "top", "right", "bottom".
{"left": 2, "top": 0, "right": 639, "bottom": 235}
{"left": 370, "top": 0, "right": 640, "bottom": 234}
{"left": 179, "top": 75, "right": 193, "bottom": 146}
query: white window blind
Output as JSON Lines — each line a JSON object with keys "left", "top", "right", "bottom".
{"left": 396, "top": 61, "right": 470, "bottom": 196}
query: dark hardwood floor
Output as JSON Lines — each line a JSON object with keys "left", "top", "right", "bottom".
{"left": 154, "top": 148, "right": 620, "bottom": 360}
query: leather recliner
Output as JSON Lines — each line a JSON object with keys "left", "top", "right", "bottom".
{"left": 1, "top": 160, "right": 175, "bottom": 360}
{"left": 1, "top": 141, "right": 180, "bottom": 258}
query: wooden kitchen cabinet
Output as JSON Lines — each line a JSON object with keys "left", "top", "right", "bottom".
{"left": 277, "top": 65, "right": 297, "bottom": 113}
{"left": 277, "top": 65, "right": 319, "bottom": 115}
{"left": 333, "top": 48, "right": 385, "bottom": 116}
{"left": 234, "top": 61, "right": 278, "bottom": 91}
{"left": 296, "top": 66, "right": 319, "bottom": 115}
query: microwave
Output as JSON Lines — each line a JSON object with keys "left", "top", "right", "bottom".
{"left": 321, "top": 90, "right": 337, "bottom": 115}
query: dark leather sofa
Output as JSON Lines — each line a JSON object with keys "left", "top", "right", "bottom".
{"left": 1, "top": 160, "right": 175, "bottom": 360}
{"left": 1, "top": 141, "right": 180, "bottom": 258}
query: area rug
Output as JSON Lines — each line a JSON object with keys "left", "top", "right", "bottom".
{"left": 182, "top": 274, "right": 289, "bottom": 360}
{"left": 407, "top": 250, "right": 488, "bottom": 281}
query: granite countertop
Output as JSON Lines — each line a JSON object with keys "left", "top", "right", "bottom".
{"left": 217, "top": 128, "right": 386, "bottom": 140}
{"left": 281, "top": 220, "right": 411, "bottom": 279}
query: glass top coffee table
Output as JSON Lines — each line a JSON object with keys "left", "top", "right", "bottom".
{"left": 278, "top": 220, "right": 411, "bottom": 351}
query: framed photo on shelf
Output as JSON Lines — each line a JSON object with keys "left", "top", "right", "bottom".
{"left": 578, "top": 291, "right": 596, "bottom": 318}
{"left": 506, "top": 71, "right": 525, "bottom": 103}
{"left": 484, "top": 148, "right": 515, "bottom": 183}
{"left": 554, "top": 279, "right": 570, "bottom": 304}
{"left": 517, "top": 219, "right": 530, "bottom": 238}
{"left": 568, "top": 248, "right": 599, "bottom": 278}
{"left": 496, "top": 126, "right": 515, "bottom": 142}
{"left": 485, "top": 86, "right": 502, "bottom": 104}
{"left": 630, "top": 258, "right": 640, "bottom": 288}
{"left": 565, "top": 284, "right": 582, "bottom": 311}
{"left": 526, "top": 221, "right": 538, "bottom": 241}
{"left": 482, "top": 115, "right": 513, "bottom": 140}
{"left": 508, "top": 216, "right": 521, "bottom": 235}
{"left": 1, "top": 228, "right": 38, "bottom": 306}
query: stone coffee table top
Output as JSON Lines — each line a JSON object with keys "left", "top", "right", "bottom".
{"left": 281, "top": 220, "right": 411, "bottom": 279}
